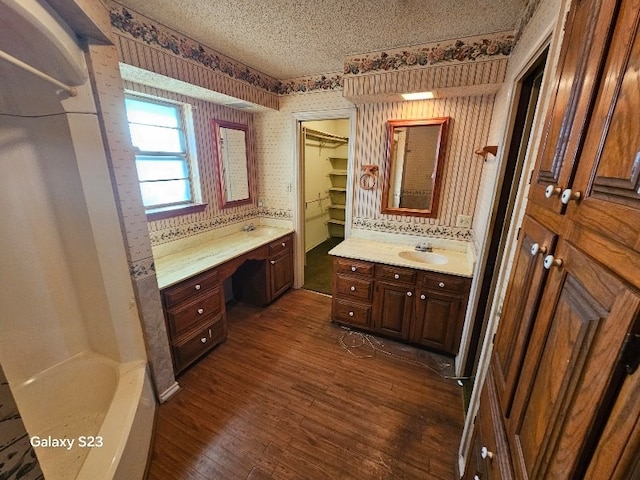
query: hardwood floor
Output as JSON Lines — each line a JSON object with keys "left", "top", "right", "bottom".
{"left": 147, "top": 289, "right": 465, "bottom": 480}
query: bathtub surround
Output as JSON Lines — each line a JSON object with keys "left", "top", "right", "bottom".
{"left": 0, "top": 366, "right": 43, "bottom": 480}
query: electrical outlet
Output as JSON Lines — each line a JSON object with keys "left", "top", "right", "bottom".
{"left": 456, "top": 214, "right": 472, "bottom": 228}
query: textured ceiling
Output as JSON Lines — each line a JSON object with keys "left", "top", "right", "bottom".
{"left": 113, "top": 0, "right": 525, "bottom": 80}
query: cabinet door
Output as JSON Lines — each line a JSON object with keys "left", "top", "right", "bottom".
{"left": 492, "top": 215, "right": 557, "bottom": 418}
{"left": 269, "top": 250, "right": 293, "bottom": 301}
{"left": 507, "top": 240, "right": 640, "bottom": 479}
{"left": 373, "top": 281, "right": 413, "bottom": 340}
{"left": 565, "top": 0, "right": 640, "bottom": 287}
{"left": 412, "top": 288, "right": 465, "bottom": 354}
{"left": 528, "top": 0, "right": 618, "bottom": 221}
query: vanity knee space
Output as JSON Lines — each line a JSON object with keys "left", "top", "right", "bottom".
{"left": 331, "top": 256, "right": 471, "bottom": 355}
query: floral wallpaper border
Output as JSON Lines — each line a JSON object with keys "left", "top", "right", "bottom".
{"left": 353, "top": 217, "right": 473, "bottom": 241}
{"left": 343, "top": 32, "right": 515, "bottom": 76}
{"left": 148, "top": 210, "right": 260, "bottom": 245}
{"left": 109, "top": 7, "right": 281, "bottom": 93}
{"left": 129, "top": 256, "right": 156, "bottom": 279}
{"left": 110, "top": 6, "right": 518, "bottom": 96}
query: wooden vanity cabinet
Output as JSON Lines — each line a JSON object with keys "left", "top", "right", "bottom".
{"left": 161, "top": 268, "right": 227, "bottom": 374}
{"left": 331, "top": 256, "right": 471, "bottom": 355}
{"left": 331, "top": 258, "right": 375, "bottom": 329}
{"left": 267, "top": 234, "right": 294, "bottom": 301}
{"left": 412, "top": 271, "right": 471, "bottom": 354}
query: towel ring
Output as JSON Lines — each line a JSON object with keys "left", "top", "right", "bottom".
{"left": 359, "top": 173, "right": 376, "bottom": 190}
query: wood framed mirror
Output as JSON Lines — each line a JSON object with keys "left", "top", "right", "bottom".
{"left": 381, "top": 117, "right": 449, "bottom": 217}
{"left": 212, "top": 119, "right": 253, "bottom": 207}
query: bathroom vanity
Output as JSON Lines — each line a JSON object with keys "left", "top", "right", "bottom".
{"left": 154, "top": 227, "right": 294, "bottom": 374}
{"left": 329, "top": 237, "right": 473, "bottom": 355}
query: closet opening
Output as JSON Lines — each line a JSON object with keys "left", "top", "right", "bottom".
{"left": 463, "top": 47, "right": 549, "bottom": 380}
{"left": 300, "top": 119, "right": 350, "bottom": 295}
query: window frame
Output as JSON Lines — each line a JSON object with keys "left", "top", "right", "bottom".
{"left": 124, "top": 92, "right": 206, "bottom": 221}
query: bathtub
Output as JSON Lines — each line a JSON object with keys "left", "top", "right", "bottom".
{"left": 11, "top": 352, "right": 154, "bottom": 480}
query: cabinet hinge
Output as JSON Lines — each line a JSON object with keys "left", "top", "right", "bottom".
{"left": 621, "top": 333, "right": 640, "bottom": 375}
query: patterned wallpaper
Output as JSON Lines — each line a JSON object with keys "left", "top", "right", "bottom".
{"left": 122, "top": 81, "right": 259, "bottom": 245}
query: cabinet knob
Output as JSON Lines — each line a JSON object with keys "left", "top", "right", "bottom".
{"left": 481, "top": 446, "right": 494, "bottom": 460}
{"left": 282, "top": 242, "right": 286, "bottom": 247}
{"left": 195, "top": 284, "right": 201, "bottom": 291}
{"left": 351, "top": 266, "right": 357, "bottom": 272}
{"left": 394, "top": 273, "right": 400, "bottom": 279}
{"left": 420, "top": 294, "right": 426, "bottom": 300}
{"left": 474, "top": 476, "right": 481, "bottom": 480}
{"left": 348, "top": 311, "right": 354, "bottom": 317}
{"left": 545, "top": 184, "right": 562, "bottom": 199}
{"left": 270, "top": 260, "right": 275, "bottom": 264}
{"left": 350, "top": 286, "right": 356, "bottom": 291}
{"left": 530, "top": 243, "right": 547, "bottom": 256}
{"left": 200, "top": 337, "right": 207, "bottom": 344}
{"left": 544, "top": 254, "right": 563, "bottom": 270}
{"left": 197, "top": 308, "right": 204, "bottom": 314}
{"left": 406, "top": 291, "right": 412, "bottom": 297}
{"left": 561, "top": 188, "right": 581, "bottom": 204}
{"left": 438, "top": 282, "right": 445, "bottom": 288}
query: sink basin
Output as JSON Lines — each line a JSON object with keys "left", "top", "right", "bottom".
{"left": 243, "top": 227, "right": 281, "bottom": 237}
{"left": 398, "top": 250, "right": 448, "bottom": 265}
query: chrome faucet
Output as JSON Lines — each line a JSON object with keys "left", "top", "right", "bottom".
{"left": 415, "top": 242, "right": 432, "bottom": 252}
{"left": 242, "top": 223, "right": 256, "bottom": 232}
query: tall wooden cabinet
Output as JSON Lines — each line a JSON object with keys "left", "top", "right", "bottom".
{"left": 468, "top": 0, "right": 640, "bottom": 478}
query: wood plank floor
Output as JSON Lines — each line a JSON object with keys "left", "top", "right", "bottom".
{"left": 146, "top": 289, "right": 465, "bottom": 480}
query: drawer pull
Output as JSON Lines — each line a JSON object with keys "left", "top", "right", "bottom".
{"left": 351, "top": 266, "right": 357, "bottom": 272}
{"left": 420, "top": 294, "right": 426, "bottom": 300}
{"left": 481, "top": 446, "right": 494, "bottom": 461}
{"left": 348, "top": 311, "right": 354, "bottom": 317}
{"left": 195, "top": 284, "right": 201, "bottom": 291}
{"left": 270, "top": 260, "right": 276, "bottom": 264}
{"left": 200, "top": 337, "right": 207, "bottom": 344}
{"left": 394, "top": 273, "right": 400, "bottom": 279}
{"left": 208, "top": 328, "right": 212, "bottom": 338}
{"left": 350, "top": 286, "right": 356, "bottom": 292}
{"left": 197, "top": 308, "right": 204, "bottom": 314}
{"left": 438, "top": 282, "right": 445, "bottom": 288}
{"left": 406, "top": 291, "right": 412, "bottom": 297}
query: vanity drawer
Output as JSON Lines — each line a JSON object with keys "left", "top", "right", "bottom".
{"left": 421, "top": 272, "right": 470, "bottom": 293}
{"left": 166, "top": 287, "right": 222, "bottom": 339}
{"left": 269, "top": 235, "right": 292, "bottom": 257}
{"left": 172, "top": 316, "right": 225, "bottom": 373}
{"left": 162, "top": 269, "right": 219, "bottom": 308}
{"left": 332, "top": 298, "right": 372, "bottom": 328}
{"left": 334, "top": 258, "right": 374, "bottom": 277}
{"left": 335, "top": 274, "right": 373, "bottom": 302}
{"left": 376, "top": 264, "right": 417, "bottom": 284}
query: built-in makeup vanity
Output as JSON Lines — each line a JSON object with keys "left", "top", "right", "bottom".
{"left": 154, "top": 226, "right": 294, "bottom": 374}
{"left": 329, "top": 237, "right": 474, "bottom": 355}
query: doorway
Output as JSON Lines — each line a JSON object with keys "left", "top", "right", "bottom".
{"left": 292, "top": 109, "right": 355, "bottom": 293}
{"left": 463, "top": 47, "right": 549, "bottom": 378}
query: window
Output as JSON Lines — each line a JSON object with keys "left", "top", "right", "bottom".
{"left": 124, "top": 94, "right": 203, "bottom": 218}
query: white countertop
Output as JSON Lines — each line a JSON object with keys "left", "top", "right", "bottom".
{"left": 153, "top": 226, "right": 294, "bottom": 289}
{"left": 328, "top": 237, "right": 474, "bottom": 278}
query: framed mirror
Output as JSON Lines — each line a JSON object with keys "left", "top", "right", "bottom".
{"left": 212, "top": 119, "right": 253, "bottom": 207}
{"left": 381, "top": 117, "right": 449, "bottom": 218}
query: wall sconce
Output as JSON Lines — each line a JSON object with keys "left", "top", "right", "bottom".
{"left": 475, "top": 145, "right": 498, "bottom": 160}
{"left": 360, "top": 165, "right": 378, "bottom": 190}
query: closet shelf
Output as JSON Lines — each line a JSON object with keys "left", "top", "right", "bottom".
{"left": 304, "top": 128, "right": 348, "bottom": 145}
{"left": 328, "top": 170, "right": 348, "bottom": 176}
{"left": 327, "top": 219, "right": 346, "bottom": 226}
{"left": 329, "top": 187, "right": 347, "bottom": 192}
{"left": 328, "top": 204, "right": 346, "bottom": 210}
